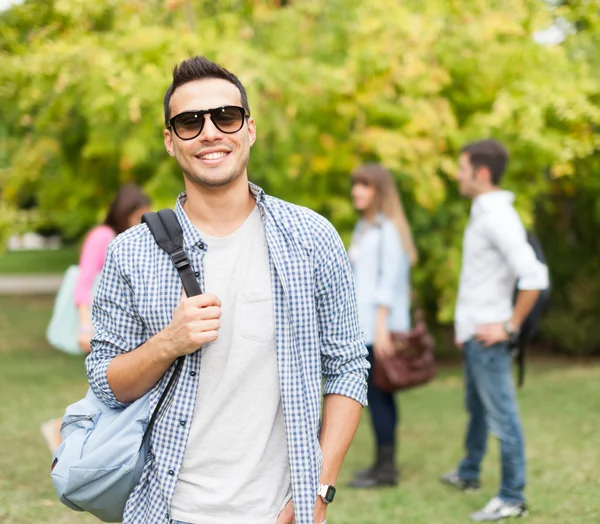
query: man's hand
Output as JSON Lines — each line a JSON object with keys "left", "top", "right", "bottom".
{"left": 275, "top": 498, "right": 326, "bottom": 524}
{"left": 454, "top": 337, "right": 463, "bottom": 351}
{"left": 374, "top": 325, "right": 395, "bottom": 359}
{"left": 276, "top": 500, "right": 295, "bottom": 524}
{"left": 313, "top": 497, "right": 327, "bottom": 523}
{"left": 163, "top": 293, "right": 221, "bottom": 358}
{"left": 475, "top": 323, "right": 509, "bottom": 347}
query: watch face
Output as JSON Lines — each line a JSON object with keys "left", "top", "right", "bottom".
{"left": 324, "top": 485, "right": 336, "bottom": 503}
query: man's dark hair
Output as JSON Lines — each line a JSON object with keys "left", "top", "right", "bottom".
{"left": 163, "top": 56, "right": 250, "bottom": 126}
{"left": 461, "top": 139, "right": 509, "bottom": 185}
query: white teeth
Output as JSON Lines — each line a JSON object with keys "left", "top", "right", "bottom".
{"left": 200, "top": 152, "right": 227, "bottom": 160}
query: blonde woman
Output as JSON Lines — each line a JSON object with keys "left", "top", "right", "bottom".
{"left": 347, "top": 164, "right": 417, "bottom": 488}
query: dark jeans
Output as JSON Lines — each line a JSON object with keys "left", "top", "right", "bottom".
{"left": 457, "top": 339, "right": 526, "bottom": 503}
{"left": 366, "top": 345, "right": 399, "bottom": 446}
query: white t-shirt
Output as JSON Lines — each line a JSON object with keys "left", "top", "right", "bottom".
{"left": 171, "top": 206, "right": 291, "bottom": 524}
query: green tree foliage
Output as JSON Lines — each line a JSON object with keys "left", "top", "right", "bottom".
{"left": 1, "top": 0, "right": 599, "bottom": 352}
{"left": 532, "top": 1, "right": 600, "bottom": 354}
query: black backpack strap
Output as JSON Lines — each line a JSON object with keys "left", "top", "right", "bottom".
{"left": 143, "top": 209, "right": 202, "bottom": 297}
{"left": 516, "top": 338, "right": 526, "bottom": 388}
{"left": 141, "top": 209, "right": 203, "bottom": 441}
{"left": 510, "top": 230, "right": 550, "bottom": 389}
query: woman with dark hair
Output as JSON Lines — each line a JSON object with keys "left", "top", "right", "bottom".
{"left": 347, "top": 164, "right": 417, "bottom": 488}
{"left": 75, "top": 184, "right": 151, "bottom": 352}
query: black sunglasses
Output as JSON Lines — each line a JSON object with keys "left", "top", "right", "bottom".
{"left": 167, "top": 106, "right": 248, "bottom": 141}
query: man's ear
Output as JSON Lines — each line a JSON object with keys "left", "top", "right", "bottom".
{"left": 164, "top": 128, "right": 175, "bottom": 157}
{"left": 247, "top": 117, "right": 257, "bottom": 147}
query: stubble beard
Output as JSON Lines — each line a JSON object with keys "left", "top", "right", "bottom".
{"left": 183, "top": 167, "right": 241, "bottom": 188}
{"left": 459, "top": 181, "right": 474, "bottom": 199}
{"left": 181, "top": 148, "right": 250, "bottom": 189}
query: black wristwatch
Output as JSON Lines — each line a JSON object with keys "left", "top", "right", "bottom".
{"left": 504, "top": 321, "right": 520, "bottom": 345}
{"left": 317, "top": 484, "right": 336, "bottom": 504}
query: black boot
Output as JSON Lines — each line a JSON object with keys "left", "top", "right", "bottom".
{"left": 348, "top": 444, "right": 398, "bottom": 488}
{"left": 352, "top": 463, "right": 376, "bottom": 479}
{"left": 352, "top": 448, "right": 378, "bottom": 478}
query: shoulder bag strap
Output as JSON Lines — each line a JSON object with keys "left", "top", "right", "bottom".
{"left": 377, "top": 220, "right": 421, "bottom": 322}
{"left": 376, "top": 221, "right": 384, "bottom": 284}
{"left": 141, "top": 209, "right": 203, "bottom": 440}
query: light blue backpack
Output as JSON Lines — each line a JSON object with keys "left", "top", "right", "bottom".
{"left": 51, "top": 209, "right": 199, "bottom": 522}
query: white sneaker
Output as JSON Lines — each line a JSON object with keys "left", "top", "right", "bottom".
{"left": 470, "top": 497, "right": 528, "bottom": 521}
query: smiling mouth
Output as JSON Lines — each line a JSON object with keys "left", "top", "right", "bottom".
{"left": 196, "top": 151, "right": 230, "bottom": 161}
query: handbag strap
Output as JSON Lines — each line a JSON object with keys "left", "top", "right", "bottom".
{"left": 141, "top": 209, "right": 203, "bottom": 441}
{"left": 376, "top": 221, "right": 383, "bottom": 284}
{"left": 375, "top": 220, "right": 420, "bottom": 314}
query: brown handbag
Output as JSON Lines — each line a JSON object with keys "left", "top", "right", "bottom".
{"left": 372, "top": 308, "right": 437, "bottom": 393}
{"left": 369, "top": 221, "right": 437, "bottom": 392}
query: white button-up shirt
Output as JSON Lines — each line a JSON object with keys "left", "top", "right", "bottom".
{"left": 455, "top": 191, "right": 549, "bottom": 343}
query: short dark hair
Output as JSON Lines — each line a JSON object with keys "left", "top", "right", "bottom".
{"left": 163, "top": 56, "right": 250, "bottom": 126}
{"left": 461, "top": 139, "right": 509, "bottom": 185}
{"left": 104, "top": 184, "right": 151, "bottom": 235}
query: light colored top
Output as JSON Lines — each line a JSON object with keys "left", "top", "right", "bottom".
{"left": 455, "top": 190, "right": 549, "bottom": 343}
{"left": 74, "top": 225, "right": 115, "bottom": 306}
{"left": 348, "top": 215, "right": 410, "bottom": 344}
{"left": 87, "top": 183, "right": 369, "bottom": 524}
{"left": 171, "top": 206, "right": 291, "bottom": 523}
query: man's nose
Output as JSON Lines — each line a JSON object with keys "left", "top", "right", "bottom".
{"left": 199, "top": 114, "right": 220, "bottom": 140}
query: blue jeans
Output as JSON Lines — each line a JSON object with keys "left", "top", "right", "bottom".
{"left": 457, "top": 339, "right": 526, "bottom": 504}
{"left": 366, "top": 345, "right": 399, "bottom": 446}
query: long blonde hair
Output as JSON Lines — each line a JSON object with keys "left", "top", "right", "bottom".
{"left": 351, "top": 164, "right": 418, "bottom": 266}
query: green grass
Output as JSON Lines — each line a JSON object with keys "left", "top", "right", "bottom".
{"left": 0, "top": 246, "right": 79, "bottom": 274}
{"left": 0, "top": 295, "right": 599, "bottom": 523}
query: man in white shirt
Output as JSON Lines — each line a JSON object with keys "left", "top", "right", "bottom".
{"left": 440, "top": 140, "right": 549, "bottom": 522}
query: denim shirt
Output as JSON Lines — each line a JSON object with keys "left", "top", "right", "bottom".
{"left": 349, "top": 215, "right": 410, "bottom": 344}
{"left": 86, "top": 184, "right": 369, "bottom": 524}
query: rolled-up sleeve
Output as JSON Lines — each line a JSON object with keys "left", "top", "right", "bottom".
{"left": 486, "top": 212, "right": 549, "bottom": 291}
{"left": 315, "top": 224, "right": 369, "bottom": 406}
{"left": 85, "top": 243, "right": 147, "bottom": 409}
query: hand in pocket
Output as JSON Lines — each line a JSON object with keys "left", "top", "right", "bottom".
{"left": 276, "top": 499, "right": 295, "bottom": 524}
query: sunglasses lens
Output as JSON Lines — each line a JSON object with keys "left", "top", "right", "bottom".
{"left": 173, "top": 112, "right": 203, "bottom": 139}
{"left": 213, "top": 106, "right": 244, "bottom": 133}
{"left": 171, "top": 107, "right": 245, "bottom": 139}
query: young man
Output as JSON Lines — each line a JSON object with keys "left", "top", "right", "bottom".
{"left": 441, "top": 140, "right": 549, "bottom": 521}
{"left": 86, "top": 56, "right": 369, "bottom": 524}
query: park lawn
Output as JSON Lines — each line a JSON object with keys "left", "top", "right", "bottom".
{"left": 0, "top": 295, "right": 598, "bottom": 524}
{"left": 0, "top": 246, "right": 79, "bottom": 274}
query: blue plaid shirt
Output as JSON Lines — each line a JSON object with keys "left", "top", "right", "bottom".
{"left": 86, "top": 184, "right": 369, "bottom": 524}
